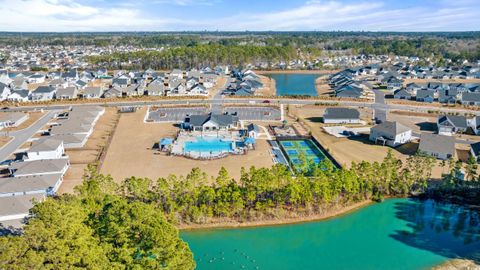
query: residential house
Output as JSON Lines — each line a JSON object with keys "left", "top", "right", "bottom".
{"left": 461, "top": 92, "right": 480, "bottom": 106}
{"left": 112, "top": 78, "right": 129, "bottom": 88}
{"left": 393, "top": 89, "right": 412, "bottom": 100}
{"left": 103, "top": 87, "right": 123, "bottom": 98}
{"left": 55, "top": 87, "right": 78, "bottom": 100}
{"left": 27, "top": 74, "right": 46, "bottom": 84}
{"left": 416, "top": 90, "right": 435, "bottom": 103}
{"left": 369, "top": 121, "right": 412, "bottom": 147}
{"left": 0, "top": 82, "right": 11, "bottom": 101}
{"left": 8, "top": 158, "right": 69, "bottom": 178}
{"left": 145, "top": 81, "right": 165, "bottom": 96}
{"left": 7, "top": 90, "right": 30, "bottom": 102}
{"left": 247, "top": 123, "right": 260, "bottom": 139}
{"left": 437, "top": 115, "right": 468, "bottom": 136}
{"left": 25, "top": 138, "right": 65, "bottom": 161}
{"left": 418, "top": 133, "right": 455, "bottom": 160}
{"left": 183, "top": 114, "right": 239, "bottom": 131}
{"left": 0, "top": 194, "right": 45, "bottom": 224}
{"left": 81, "top": 87, "right": 103, "bottom": 99}
{"left": 31, "top": 86, "right": 56, "bottom": 101}
{"left": 438, "top": 89, "right": 458, "bottom": 104}
{"left": 0, "top": 174, "right": 64, "bottom": 197}
{"left": 469, "top": 116, "right": 480, "bottom": 135}
{"left": 323, "top": 108, "right": 361, "bottom": 124}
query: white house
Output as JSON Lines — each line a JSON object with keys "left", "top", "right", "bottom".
{"left": 323, "top": 108, "right": 361, "bottom": 124}
{"left": 469, "top": 116, "right": 480, "bottom": 135}
{"left": 418, "top": 133, "right": 456, "bottom": 160}
{"left": 247, "top": 123, "right": 260, "bottom": 139}
{"left": 25, "top": 138, "right": 65, "bottom": 161}
{"left": 31, "top": 86, "right": 56, "bottom": 101}
{"left": 27, "top": 74, "right": 46, "bottom": 84}
{"left": 0, "top": 194, "right": 45, "bottom": 224}
{"left": 7, "top": 90, "right": 30, "bottom": 102}
{"left": 8, "top": 158, "right": 70, "bottom": 178}
{"left": 369, "top": 121, "right": 412, "bottom": 147}
{"left": 0, "top": 82, "right": 11, "bottom": 101}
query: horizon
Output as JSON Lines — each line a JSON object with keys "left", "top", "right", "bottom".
{"left": 0, "top": 0, "right": 479, "bottom": 32}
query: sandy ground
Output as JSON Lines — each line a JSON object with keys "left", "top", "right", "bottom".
{"left": 255, "top": 75, "right": 276, "bottom": 96}
{"left": 0, "top": 136, "right": 12, "bottom": 149}
{"left": 179, "top": 200, "right": 372, "bottom": 230}
{"left": 315, "top": 76, "right": 334, "bottom": 96}
{"left": 432, "top": 259, "right": 480, "bottom": 270}
{"left": 58, "top": 107, "right": 119, "bottom": 194}
{"left": 100, "top": 107, "right": 274, "bottom": 183}
{"left": 2, "top": 112, "right": 45, "bottom": 132}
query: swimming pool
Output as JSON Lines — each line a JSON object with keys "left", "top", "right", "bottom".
{"left": 184, "top": 137, "right": 234, "bottom": 153}
{"left": 279, "top": 139, "right": 328, "bottom": 170}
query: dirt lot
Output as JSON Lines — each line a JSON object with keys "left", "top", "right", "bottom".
{"left": 100, "top": 107, "right": 274, "bottom": 183}
{"left": 315, "top": 76, "right": 334, "bottom": 96}
{"left": 58, "top": 107, "right": 119, "bottom": 194}
{"left": 0, "top": 136, "right": 12, "bottom": 149}
{"left": 290, "top": 104, "right": 374, "bottom": 125}
{"left": 208, "top": 76, "right": 228, "bottom": 98}
{"left": 388, "top": 111, "right": 437, "bottom": 134}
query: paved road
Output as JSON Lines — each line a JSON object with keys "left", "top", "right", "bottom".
{"left": 0, "top": 111, "right": 58, "bottom": 162}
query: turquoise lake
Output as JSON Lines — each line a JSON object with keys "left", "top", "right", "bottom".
{"left": 266, "top": 74, "right": 320, "bottom": 96}
{"left": 181, "top": 199, "right": 480, "bottom": 270}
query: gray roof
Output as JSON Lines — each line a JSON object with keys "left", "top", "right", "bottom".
{"left": 471, "top": 142, "right": 480, "bottom": 157}
{"left": 82, "top": 87, "right": 103, "bottom": 96}
{"left": 419, "top": 133, "right": 455, "bottom": 156}
{"left": 371, "top": 121, "right": 411, "bottom": 136}
{"left": 28, "top": 138, "right": 63, "bottom": 152}
{"left": 323, "top": 108, "right": 360, "bottom": 120}
{"left": 0, "top": 194, "right": 45, "bottom": 217}
{"left": 56, "top": 87, "right": 77, "bottom": 98}
{"left": 9, "top": 159, "right": 68, "bottom": 177}
{"left": 33, "top": 86, "right": 55, "bottom": 94}
{"left": 462, "top": 92, "right": 480, "bottom": 102}
{"left": 187, "top": 114, "right": 238, "bottom": 127}
{"left": 416, "top": 90, "right": 435, "bottom": 99}
{"left": 0, "top": 174, "right": 63, "bottom": 195}
{"left": 438, "top": 115, "right": 468, "bottom": 129}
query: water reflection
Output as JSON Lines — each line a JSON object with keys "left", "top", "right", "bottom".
{"left": 391, "top": 199, "right": 480, "bottom": 263}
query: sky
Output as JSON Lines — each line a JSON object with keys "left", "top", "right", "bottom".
{"left": 0, "top": 0, "right": 479, "bottom": 32}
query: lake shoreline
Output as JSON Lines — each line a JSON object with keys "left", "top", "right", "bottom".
{"left": 178, "top": 200, "right": 373, "bottom": 231}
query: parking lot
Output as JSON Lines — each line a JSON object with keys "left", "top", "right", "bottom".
{"left": 224, "top": 106, "right": 282, "bottom": 121}
{"left": 146, "top": 107, "right": 208, "bottom": 122}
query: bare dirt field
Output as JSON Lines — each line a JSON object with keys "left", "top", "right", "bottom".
{"left": 100, "top": 107, "right": 274, "bottom": 183}
{"left": 208, "top": 76, "right": 228, "bottom": 98}
{"left": 315, "top": 76, "right": 334, "bottom": 96}
{"left": 58, "top": 107, "right": 119, "bottom": 194}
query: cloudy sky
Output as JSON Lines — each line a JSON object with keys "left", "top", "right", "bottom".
{"left": 0, "top": 0, "right": 479, "bottom": 32}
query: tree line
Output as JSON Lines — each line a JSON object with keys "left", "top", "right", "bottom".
{"left": 87, "top": 44, "right": 299, "bottom": 70}
{"left": 2, "top": 150, "right": 479, "bottom": 269}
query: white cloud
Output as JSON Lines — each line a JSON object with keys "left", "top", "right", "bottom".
{"left": 0, "top": 0, "right": 478, "bottom": 32}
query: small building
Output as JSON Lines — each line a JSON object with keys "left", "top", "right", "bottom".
{"left": 418, "top": 133, "right": 455, "bottom": 160}
{"left": 183, "top": 114, "right": 239, "bottom": 131}
{"left": 0, "top": 112, "right": 29, "bottom": 128}
{"left": 461, "top": 92, "right": 480, "bottom": 106}
{"left": 437, "top": 115, "right": 468, "bottom": 136}
{"left": 323, "top": 108, "right": 361, "bottom": 124}
{"left": 81, "top": 87, "right": 103, "bottom": 99}
{"left": 0, "top": 174, "right": 64, "bottom": 197}
{"left": 7, "top": 90, "right": 30, "bottom": 102}
{"left": 247, "top": 123, "right": 260, "bottom": 138}
{"left": 393, "top": 89, "right": 412, "bottom": 100}
{"left": 369, "top": 121, "right": 412, "bottom": 147}
{"left": 25, "top": 138, "right": 65, "bottom": 161}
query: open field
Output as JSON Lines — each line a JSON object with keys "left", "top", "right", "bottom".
{"left": 315, "top": 76, "right": 333, "bottom": 96}
{"left": 208, "top": 76, "right": 228, "bottom": 98}
{"left": 256, "top": 70, "right": 339, "bottom": 75}
{"left": 58, "top": 107, "right": 119, "bottom": 194}
{"left": 101, "top": 107, "right": 274, "bottom": 183}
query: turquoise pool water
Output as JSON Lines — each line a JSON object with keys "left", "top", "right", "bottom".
{"left": 279, "top": 139, "right": 327, "bottom": 170}
{"left": 266, "top": 74, "right": 320, "bottom": 96}
{"left": 184, "top": 137, "right": 234, "bottom": 153}
{"left": 182, "top": 199, "right": 480, "bottom": 270}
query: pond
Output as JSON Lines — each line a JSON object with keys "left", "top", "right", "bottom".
{"left": 182, "top": 198, "right": 480, "bottom": 270}
{"left": 266, "top": 73, "right": 321, "bottom": 96}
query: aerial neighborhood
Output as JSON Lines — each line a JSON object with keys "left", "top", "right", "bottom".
{"left": 0, "top": 40, "right": 480, "bottom": 231}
